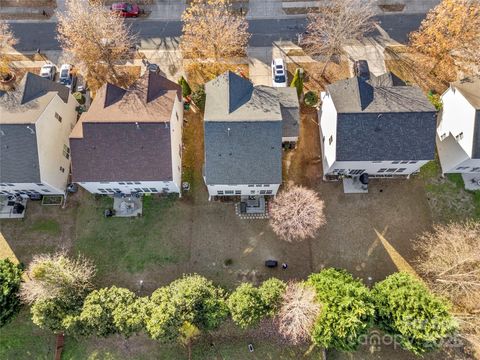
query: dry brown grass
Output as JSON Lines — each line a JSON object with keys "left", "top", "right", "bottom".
{"left": 0, "top": 0, "right": 55, "bottom": 7}
{"left": 287, "top": 60, "right": 350, "bottom": 94}
{"left": 185, "top": 62, "right": 248, "bottom": 87}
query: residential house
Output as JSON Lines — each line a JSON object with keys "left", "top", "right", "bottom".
{"left": 69, "top": 71, "right": 183, "bottom": 195}
{"left": 203, "top": 71, "right": 298, "bottom": 198}
{"left": 319, "top": 73, "right": 437, "bottom": 179}
{"left": 436, "top": 77, "right": 480, "bottom": 175}
{"left": 0, "top": 72, "right": 78, "bottom": 196}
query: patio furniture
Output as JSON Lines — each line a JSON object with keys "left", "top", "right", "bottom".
{"left": 265, "top": 260, "right": 278, "bottom": 268}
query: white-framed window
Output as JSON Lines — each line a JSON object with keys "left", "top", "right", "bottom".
{"left": 217, "top": 190, "right": 224, "bottom": 195}
{"left": 409, "top": 161, "right": 418, "bottom": 164}
{"left": 378, "top": 168, "right": 387, "bottom": 173}
{"left": 455, "top": 132, "right": 464, "bottom": 141}
{"left": 235, "top": 190, "right": 241, "bottom": 195}
{"left": 396, "top": 168, "right": 407, "bottom": 172}
{"left": 392, "top": 161, "right": 400, "bottom": 164}
{"left": 59, "top": 166, "right": 65, "bottom": 173}
{"left": 55, "top": 112, "right": 62, "bottom": 122}
{"left": 225, "top": 190, "right": 234, "bottom": 195}
{"left": 386, "top": 168, "right": 396, "bottom": 173}
{"left": 329, "top": 136, "right": 333, "bottom": 145}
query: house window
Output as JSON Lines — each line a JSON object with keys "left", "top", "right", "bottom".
{"left": 440, "top": 133, "right": 447, "bottom": 140}
{"left": 113, "top": 188, "right": 121, "bottom": 192}
{"left": 41, "top": 189, "right": 50, "bottom": 193}
{"left": 134, "top": 182, "right": 141, "bottom": 184}
{"left": 255, "top": 184, "right": 262, "bottom": 187}
{"left": 260, "top": 190, "right": 266, "bottom": 194}
{"left": 349, "top": 169, "right": 365, "bottom": 175}
{"left": 329, "top": 136, "right": 333, "bottom": 145}
{"left": 55, "top": 112, "right": 62, "bottom": 122}
{"left": 59, "top": 166, "right": 65, "bottom": 173}
{"left": 263, "top": 184, "right": 269, "bottom": 187}
{"left": 217, "top": 191, "right": 224, "bottom": 195}
{"left": 225, "top": 190, "right": 234, "bottom": 195}
{"left": 150, "top": 188, "right": 158, "bottom": 192}
{"left": 409, "top": 161, "right": 417, "bottom": 164}
{"left": 162, "top": 188, "right": 169, "bottom": 192}
{"left": 392, "top": 161, "right": 400, "bottom": 164}
{"left": 36, "top": 183, "right": 44, "bottom": 186}
{"left": 99, "top": 189, "right": 107, "bottom": 193}
{"left": 7, "top": 184, "right": 14, "bottom": 186}
{"left": 386, "top": 168, "right": 397, "bottom": 173}
{"left": 118, "top": 182, "right": 125, "bottom": 185}
{"left": 142, "top": 188, "right": 150, "bottom": 192}
{"left": 0, "top": 183, "right": 5, "bottom": 186}
{"left": 134, "top": 188, "right": 142, "bottom": 192}
{"left": 235, "top": 190, "right": 241, "bottom": 195}
{"left": 175, "top": 112, "right": 179, "bottom": 121}
{"left": 126, "top": 182, "right": 133, "bottom": 185}
{"left": 248, "top": 185, "right": 254, "bottom": 187}
{"left": 378, "top": 168, "right": 387, "bottom": 173}
{"left": 105, "top": 188, "right": 113, "bottom": 192}
{"left": 472, "top": 167, "right": 480, "bottom": 172}
{"left": 266, "top": 190, "right": 273, "bottom": 195}
{"left": 250, "top": 190, "right": 255, "bottom": 194}
{"left": 63, "top": 145, "right": 70, "bottom": 159}
{"left": 400, "top": 161, "right": 409, "bottom": 164}
{"left": 396, "top": 168, "right": 407, "bottom": 173}
{"left": 455, "top": 132, "right": 464, "bottom": 141}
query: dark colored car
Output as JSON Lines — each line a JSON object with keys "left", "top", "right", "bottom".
{"left": 354, "top": 60, "right": 370, "bottom": 80}
{"left": 110, "top": 2, "right": 141, "bottom": 17}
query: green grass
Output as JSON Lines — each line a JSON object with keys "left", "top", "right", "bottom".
{"left": 0, "top": 309, "right": 54, "bottom": 360}
{"left": 28, "top": 219, "right": 61, "bottom": 235}
{"left": 74, "top": 194, "right": 189, "bottom": 278}
{"left": 418, "top": 160, "right": 440, "bottom": 180}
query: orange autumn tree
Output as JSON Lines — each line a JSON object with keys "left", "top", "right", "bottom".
{"left": 409, "top": 0, "right": 480, "bottom": 84}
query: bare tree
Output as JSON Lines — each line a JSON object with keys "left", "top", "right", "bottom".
{"left": 0, "top": 20, "right": 18, "bottom": 81}
{"left": 415, "top": 222, "right": 480, "bottom": 354}
{"left": 181, "top": 0, "right": 250, "bottom": 61}
{"left": 20, "top": 252, "right": 95, "bottom": 304}
{"left": 269, "top": 185, "right": 326, "bottom": 242}
{"left": 56, "top": 0, "right": 137, "bottom": 89}
{"left": 409, "top": 0, "right": 480, "bottom": 83}
{"left": 276, "top": 282, "right": 321, "bottom": 345}
{"left": 301, "top": 0, "right": 375, "bottom": 75}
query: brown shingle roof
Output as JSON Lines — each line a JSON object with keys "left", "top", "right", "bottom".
{"left": 70, "top": 72, "right": 180, "bottom": 182}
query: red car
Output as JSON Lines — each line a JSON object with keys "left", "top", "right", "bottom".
{"left": 110, "top": 3, "right": 141, "bottom": 17}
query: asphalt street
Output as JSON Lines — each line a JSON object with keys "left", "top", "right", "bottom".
{"left": 9, "top": 14, "right": 426, "bottom": 52}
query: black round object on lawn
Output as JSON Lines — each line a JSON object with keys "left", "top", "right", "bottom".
{"left": 265, "top": 260, "right": 278, "bottom": 268}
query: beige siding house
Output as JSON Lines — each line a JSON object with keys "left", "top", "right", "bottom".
{"left": 0, "top": 73, "right": 78, "bottom": 196}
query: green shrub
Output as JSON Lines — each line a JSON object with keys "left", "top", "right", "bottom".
{"left": 427, "top": 90, "right": 442, "bottom": 110}
{"left": 64, "top": 286, "right": 145, "bottom": 337}
{"left": 227, "top": 278, "right": 286, "bottom": 328}
{"left": 372, "top": 272, "right": 457, "bottom": 355}
{"left": 0, "top": 259, "right": 23, "bottom": 327}
{"left": 72, "top": 91, "right": 85, "bottom": 105}
{"left": 191, "top": 85, "right": 206, "bottom": 111}
{"left": 307, "top": 268, "right": 374, "bottom": 351}
{"left": 178, "top": 76, "right": 192, "bottom": 98}
{"left": 290, "top": 68, "right": 304, "bottom": 97}
{"left": 304, "top": 91, "right": 318, "bottom": 107}
{"left": 146, "top": 274, "right": 227, "bottom": 341}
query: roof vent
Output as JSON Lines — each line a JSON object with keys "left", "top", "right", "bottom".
{"left": 135, "top": 122, "right": 140, "bottom": 129}
{"left": 227, "top": 127, "right": 231, "bottom": 136}
{"left": 26, "top": 126, "right": 35, "bottom": 134}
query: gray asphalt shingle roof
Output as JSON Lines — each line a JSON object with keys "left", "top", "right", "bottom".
{"left": 204, "top": 72, "right": 285, "bottom": 185}
{"left": 204, "top": 121, "right": 282, "bottom": 185}
{"left": 327, "top": 74, "right": 437, "bottom": 161}
{"left": 0, "top": 124, "right": 40, "bottom": 183}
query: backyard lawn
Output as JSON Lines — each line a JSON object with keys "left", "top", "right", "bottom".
{"left": 0, "top": 105, "right": 477, "bottom": 359}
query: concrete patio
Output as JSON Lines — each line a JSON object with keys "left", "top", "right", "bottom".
{"left": 462, "top": 173, "right": 480, "bottom": 191}
{"left": 343, "top": 177, "right": 369, "bottom": 194}
{"left": 113, "top": 196, "right": 143, "bottom": 217}
{"left": 0, "top": 195, "right": 27, "bottom": 219}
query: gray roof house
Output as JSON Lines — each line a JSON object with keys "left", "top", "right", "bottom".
{"left": 203, "top": 72, "right": 293, "bottom": 197}
{"left": 319, "top": 72, "right": 437, "bottom": 181}
{"left": 0, "top": 72, "right": 78, "bottom": 195}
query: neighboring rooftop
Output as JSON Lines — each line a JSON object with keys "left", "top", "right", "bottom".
{"left": 0, "top": 72, "right": 70, "bottom": 124}
{"left": 327, "top": 73, "right": 435, "bottom": 113}
{"left": 203, "top": 121, "right": 283, "bottom": 185}
{"left": 205, "top": 71, "right": 283, "bottom": 122}
{"left": 76, "top": 71, "right": 181, "bottom": 127}
{"left": 277, "top": 87, "right": 300, "bottom": 139}
{"left": 70, "top": 72, "right": 180, "bottom": 183}
{"left": 327, "top": 73, "right": 437, "bottom": 161}
{"left": 451, "top": 76, "right": 480, "bottom": 110}
{"left": 0, "top": 124, "right": 40, "bottom": 183}
{"left": 203, "top": 72, "right": 286, "bottom": 185}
